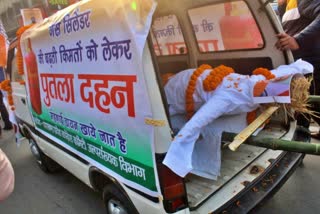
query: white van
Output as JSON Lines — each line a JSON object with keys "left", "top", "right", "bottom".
{"left": 7, "top": 0, "right": 310, "bottom": 213}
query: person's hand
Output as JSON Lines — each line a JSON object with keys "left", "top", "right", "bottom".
{"left": 275, "top": 33, "right": 300, "bottom": 51}
{"left": 276, "top": 33, "right": 300, "bottom": 51}
{"left": 277, "top": 0, "right": 286, "bottom": 6}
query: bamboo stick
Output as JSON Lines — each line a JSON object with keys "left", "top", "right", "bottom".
{"left": 222, "top": 132, "right": 320, "bottom": 155}
{"left": 228, "top": 106, "right": 279, "bottom": 151}
{"left": 308, "top": 95, "right": 320, "bottom": 103}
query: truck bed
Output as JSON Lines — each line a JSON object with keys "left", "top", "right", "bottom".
{"left": 186, "top": 124, "right": 287, "bottom": 208}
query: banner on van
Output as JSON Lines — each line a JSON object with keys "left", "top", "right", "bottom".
{"left": 21, "top": 0, "right": 159, "bottom": 196}
{"left": 47, "top": 0, "right": 79, "bottom": 11}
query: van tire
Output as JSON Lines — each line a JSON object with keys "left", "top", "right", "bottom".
{"left": 29, "top": 138, "right": 62, "bottom": 173}
{"left": 103, "top": 184, "right": 138, "bottom": 214}
{"left": 38, "top": 150, "right": 62, "bottom": 173}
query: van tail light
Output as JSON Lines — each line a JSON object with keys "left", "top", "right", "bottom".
{"left": 157, "top": 157, "right": 188, "bottom": 213}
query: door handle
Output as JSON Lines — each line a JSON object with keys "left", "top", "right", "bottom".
{"left": 21, "top": 98, "right": 26, "bottom": 105}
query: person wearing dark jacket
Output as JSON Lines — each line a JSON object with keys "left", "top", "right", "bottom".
{"left": 276, "top": 0, "right": 320, "bottom": 138}
{"left": 0, "top": 90, "right": 12, "bottom": 132}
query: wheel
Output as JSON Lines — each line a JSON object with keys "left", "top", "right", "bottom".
{"left": 28, "top": 138, "right": 62, "bottom": 173}
{"left": 293, "top": 126, "right": 311, "bottom": 166}
{"left": 103, "top": 184, "right": 138, "bottom": 214}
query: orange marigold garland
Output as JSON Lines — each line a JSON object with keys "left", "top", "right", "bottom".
{"left": 203, "top": 65, "right": 234, "bottom": 92}
{"left": 247, "top": 68, "right": 275, "bottom": 125}
{"left": 252, "top": 67, "right": 275, "bottom": 80}
{"left": 253, "top": 80, "right": 268, "bottom": 97}
{"left": 16, "top": 24, "right": 34, "bottom": 76}
{"left": 185, "top": 64, "right": 212, "bottom": 118}
{"left": 0, "top": 80, "right": 11, "bottom": 91}
{"left": 246, "top": 110, "right": 257, "bottom": 125}
{"left": 0, "top": 79, "right": 14, "bottom": 107}
{"left": 184, "top": 65, "right": 276, "bottom": 123}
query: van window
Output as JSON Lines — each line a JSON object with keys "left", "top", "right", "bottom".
{"left": 11, "top": 50, "right": 23, "bottom": 82}
{"left": 151, "top": 15, "right": 187, "bottom": 56}
{"left": 188, "top": 1, "right": 264, "bottom": 52}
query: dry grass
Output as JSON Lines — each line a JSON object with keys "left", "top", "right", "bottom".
{"left": 261, "top": 76, "right": 317, "bottom": 122}
{"left": 284, "top": 76, "right": 317, "bottom": 120}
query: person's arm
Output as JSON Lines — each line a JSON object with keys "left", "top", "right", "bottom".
{"left": 294, "top": 14, "right": 320, "bottom": 48}
{"left": 275, "top": 5, "right": 320, "bottom": 51}
{"left": 0, "top": 149, "right": 14, "bottom": 201}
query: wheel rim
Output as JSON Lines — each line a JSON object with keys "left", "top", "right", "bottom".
{"left": 29, "top": 139, "right": 44, "bottom": 165}
{"left": 107, "top": 199, "right": 128, "bottom": 214}
{"left": 29, "top": 139, "right": 40, "bottom": 159}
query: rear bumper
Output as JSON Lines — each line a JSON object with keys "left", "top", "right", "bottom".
{"left": 214, "top": 151, "right": 303, "bottom": 214}
{"left": 213, "top": 126, "right": 310, "bottom": 214}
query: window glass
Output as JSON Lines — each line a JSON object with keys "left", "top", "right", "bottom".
{"left": 151, "top": 15, "right": 187, "bottom": 56}
{"left": 188, "top": 1, "right": 264, "bottom": 52}
{"left": 11, "top": 49, "right": 22, "bottom": 82}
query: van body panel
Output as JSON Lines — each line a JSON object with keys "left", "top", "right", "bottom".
{"left": 37, "top": 135, "right": 92, "bottom": 187}
{"left": 8, "top": 47, "right": 35, "bottom": 127}
{"left": 11, "top": 82, "right": 34, "bottom": 126}
{"left": 121, "top": 185, "right": 175, "bottom": 214}
{"left": 21, "top": 124, "right": 92, "bottom": 187}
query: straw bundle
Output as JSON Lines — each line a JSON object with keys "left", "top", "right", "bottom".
{"left": 284, "top": 76, "right": 316, "bottom": 119}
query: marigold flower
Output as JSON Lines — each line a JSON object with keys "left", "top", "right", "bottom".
{"left": 186, "top": 98, "right": 193, "bottom": 103}
{"left": 247, "top": 110, "right": 257, "bottom": 125}
{"left": 185, "top": 64, "right": 212, "bottom": 118}
{"left": 0, "top": 79, "right": 15, "bottom": 107}
{"left": 203, "top": 65, "right": 234, "bottom": 92}
{"left": 253, "top": 80, "right": 268, "bottom": 97}
{"left": 252, "top": 67, "right": 275, "bottom": 80}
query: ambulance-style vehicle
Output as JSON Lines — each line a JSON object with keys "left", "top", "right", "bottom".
{"left": 6, "top": 0, "right": 310, "bottom": 213}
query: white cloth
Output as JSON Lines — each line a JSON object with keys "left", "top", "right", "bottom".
{"left": 270, "top": 59, "right": 313, "bottom": 78}
{"left": 170, "top": 113, "right": 248, "bottom": 179}
{"left": 163, "top": 60, "right": 313, "bottom": 179}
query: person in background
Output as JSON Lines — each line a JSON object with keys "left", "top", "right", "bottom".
{"left": 275, "top": 0, "right": 320, "bottom": 138}
{"left": 0, "top": 148, "right": 14, "bottom": 201}
{"left": 0, "top": 67, "right": 12, "bottom": 132}
{"left": 0, "top": 90, "right": 12, "bottom": 131}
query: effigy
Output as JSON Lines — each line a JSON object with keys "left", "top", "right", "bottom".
{"left": 162, "top": 59, "right": 313, "bottom": 180}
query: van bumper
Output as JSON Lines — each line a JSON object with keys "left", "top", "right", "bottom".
{"left": 213, "top": 151, "right": 303, "bottom": 214}
{"left": 212, "top": 126, "right": 310, "bottom": 214}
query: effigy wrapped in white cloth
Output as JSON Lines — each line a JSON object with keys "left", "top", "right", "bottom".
{"left": 163, "top": 59, "right": 313, "bottom": 179}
